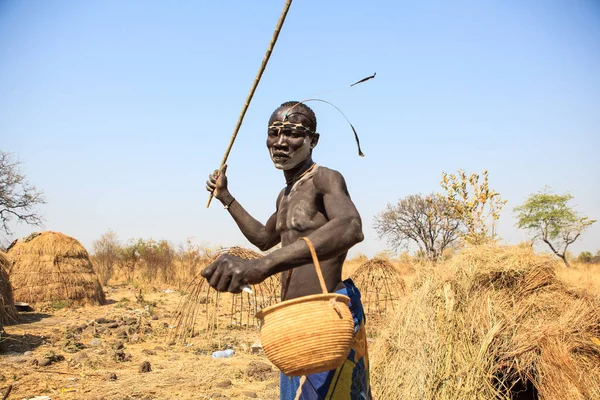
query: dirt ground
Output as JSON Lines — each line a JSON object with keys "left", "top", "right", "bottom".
{"left": 1, "top": 286, "right": 280, "bottom": 400}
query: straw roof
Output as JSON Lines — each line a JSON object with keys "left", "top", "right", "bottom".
{"left": 0, "top": 252, "right": 18, "bottom": 325}
{"left": 370, "top": 245, "right": 600, "bottom": 400}
{"left": 6, "top": 231, "right": 106, "bottom": 307}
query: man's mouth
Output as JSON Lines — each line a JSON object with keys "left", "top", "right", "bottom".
{"left": 272, "top": 153, "right": 290, "bottom": 162}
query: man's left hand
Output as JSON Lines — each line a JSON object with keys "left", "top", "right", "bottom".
{"left": 201, "top": 254, "right": 267, "bottom": 293}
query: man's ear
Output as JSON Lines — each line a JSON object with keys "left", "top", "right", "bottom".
{"left": 310, "top": 133, "right": 320, "bottom": 149}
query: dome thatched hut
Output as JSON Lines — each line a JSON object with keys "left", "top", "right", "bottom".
{"left": 0, "top": 252, "right": 18, "bottom": 325}
{"left": 351, "top": 258, "right": 406, "bottom": 320}
{"left": 6, "top": 232, "right": 106, "bottom": 307}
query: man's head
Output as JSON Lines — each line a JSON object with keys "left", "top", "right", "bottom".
{"left": 267, "top": 101, "right": 319, "bottom": 170}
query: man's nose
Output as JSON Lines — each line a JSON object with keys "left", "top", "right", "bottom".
{"left": 274, "top": 133, "right": 288, "bottom": 147}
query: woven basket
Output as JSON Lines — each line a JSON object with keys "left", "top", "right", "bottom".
{"left": 255, "top": 237, "right": 354, "bottom": 376}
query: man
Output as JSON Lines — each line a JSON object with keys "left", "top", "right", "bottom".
{"left": 203, "top": 101, "right": 371, "bottom": 399}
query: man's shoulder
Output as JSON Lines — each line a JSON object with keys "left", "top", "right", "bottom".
{"left": 313, "top": 165, "right": 347, "bottom": 190}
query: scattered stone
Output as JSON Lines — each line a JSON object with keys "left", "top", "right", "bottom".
{"left": 250, "top": 341, "right": 263, "bottom": 355}
{"left": 151, "top": 315, "right": 159, "bottom": 320}
{"left": 243, "top": 391, "right": 258, "bottom": 398}
{"left": 266, "top": 381, "right": 279, "bottom": 389}
{"left": 115, "top": 329, "right": 128, "bottom": 339}
{"left": 209, "top": 394, "right": 229, "bottom": 399}
{"left": 37, "top": 352, "right": 65, "bottom": 367}
{"left": 107, "top": 322, "right": 119, "bottom": 329}
{"left": 153, "top": 346, "right": 165, "bottom": 352}
{"left": 123, "top": 317, "right": 138, "bottom": 326}
{"left": 107, "top": 372, "right": 117, "bottom": 381}
{"left": 24, "top": 351, "right": 33, "bottom": 356}
{"left": 167, "top": 341, "right": 176, "bottom": 346}
{"left": 141, "top": 349, "right": 156, "bottom": 356}
{"left": 95, "top": 317, "right": 115, "bottom": 324}
{"left": 74, "top": 351, "right": 89, "bottom": 362}
{"left": 112, "top": 341, "right": 125, "bottom": 350}
{"left": 113, "top": 349, "right": 132, "bottom": 362}
{"left": 38, "top": 358, "right": 52, "bottom": 367}
{"left": 63, "top": 340, "right": 85, "bottom": 353}
{"left": 139, "top": 361, "right": 152, "bottom": 373}
{"left": 215, "top": 379, "right": 232, "bottom": 388}
{"left": 246, "top": 361, "right": 275, "bottom": 382}
{"left": 89, "top": 338, "right": 102, "bottom": 347}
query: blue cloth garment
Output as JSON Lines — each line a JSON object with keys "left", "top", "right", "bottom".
{"left": 280, "top": 278, "right": 372, "bottom": 400}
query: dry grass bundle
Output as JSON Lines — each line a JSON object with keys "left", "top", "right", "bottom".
{"left": 6, "top": 232, "right": 106, "bottom": 307}
{"left": 351, "top": 258, "right": 406, "bottom": 321}
{"left": 172, "top": 246, "right": 280, "bottom": 345}
{"left": 370, "top": 245, "right": 600, "bottom": 400}
{"left": 0, "top": 252, "right": 18, "bottom": 325}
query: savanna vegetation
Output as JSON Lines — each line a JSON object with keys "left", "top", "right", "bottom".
{"left": 1, "top": 163, "right": 599, "bottom": 399}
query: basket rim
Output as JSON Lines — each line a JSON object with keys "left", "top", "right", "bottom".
{"left": 255, "top": 293, "right": 350, "bottom": 319}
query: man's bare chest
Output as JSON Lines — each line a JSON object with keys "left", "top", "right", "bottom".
{"left": 276, "top": 179, "right": 327, "bottom": 234}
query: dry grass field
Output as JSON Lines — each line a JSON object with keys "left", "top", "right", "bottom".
{"left": 1, "top": 242, "right": 600, "bottom": 400}
{"left": 1, "top": 286, "right": 280, "bottom": 400}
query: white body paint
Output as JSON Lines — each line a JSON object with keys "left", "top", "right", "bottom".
{"left": 270, "top": 137, "right": 312, "bottom": 170}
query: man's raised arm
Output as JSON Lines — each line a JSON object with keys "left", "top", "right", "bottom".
{"left": 206, "top": 165, "right": 281, "bottom": 251}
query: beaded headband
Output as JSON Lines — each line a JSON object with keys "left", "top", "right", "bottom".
{"left": 268, "top": 121, "right": 315, "bottom": 135}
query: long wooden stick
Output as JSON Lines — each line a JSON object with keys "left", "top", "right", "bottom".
{"left": 207, "top": 0, "right": 294, "bottom": 208}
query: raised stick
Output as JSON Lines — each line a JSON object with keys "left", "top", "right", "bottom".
{"left": 207, "top": 0, "right": 293, "bottom": 207}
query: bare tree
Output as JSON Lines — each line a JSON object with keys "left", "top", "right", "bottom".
{"left": 374, "top": 194, "right": 461, "bottom": 261}
{"left": 92, "top": 230, "right": 121, "bottom": 285}
{"left": 0, "top": 151, "right": 45, "bottom": 236}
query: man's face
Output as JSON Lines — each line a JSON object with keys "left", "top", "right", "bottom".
{"left": 266, "top": 107, "right": 318, "bottom": 170}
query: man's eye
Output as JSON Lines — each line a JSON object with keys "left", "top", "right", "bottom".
{"left": 290, "top": 130, "right": 303, "bottom": 138}
{"left": 268, "top": 130, "right": 278, "bottom": 137}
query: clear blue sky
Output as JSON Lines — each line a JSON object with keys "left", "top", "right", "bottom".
{"left": 1, "top": 0, "right": 599, "bottom": 257}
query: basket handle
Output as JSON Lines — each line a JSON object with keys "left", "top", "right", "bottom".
{"left": 282, "top": 237, "right": 329, "bottom": 299}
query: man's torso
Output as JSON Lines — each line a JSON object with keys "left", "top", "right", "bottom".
{"left": 275, "top": 166, "right": 347, "bottom": 299}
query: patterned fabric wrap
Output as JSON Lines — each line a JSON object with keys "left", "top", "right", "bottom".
{"left": 280, "top": 279, "right": 372, "bottom": 400}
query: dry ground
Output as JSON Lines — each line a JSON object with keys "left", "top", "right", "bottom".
{"left": 1, "top": 286, "right": 280, "bottom": 400}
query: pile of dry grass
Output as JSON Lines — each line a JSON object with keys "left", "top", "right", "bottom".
{"left": 0, "top": 252, "right": 18, "bottom": 325}
{"left": 351, "top": 258, "right": 406, "bottom": 321}
{"left": 6, "top": 231, "right": 106, "bottom": 307}
{"left": 173, "top": 246, "right": 280, "bottom": 344}
{"left": 370, "top": 245, "right": 600, "bottom": 400}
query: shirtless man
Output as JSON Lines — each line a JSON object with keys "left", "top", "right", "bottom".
{"left": 203, "top": 101, "right": 371, "bottom": 399}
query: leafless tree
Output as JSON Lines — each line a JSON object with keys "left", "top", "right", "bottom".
{"left": 374, "top": 194, "right": 461, "bottom": 261}
{"left": 92, "top": 230, "right": 121, "bottom": 285}
{"left": 0, "top": 151, "right": 45, "bottom": 236}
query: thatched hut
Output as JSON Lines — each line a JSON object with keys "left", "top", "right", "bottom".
{"left": 370, "top": 245, "right": 600, "bottom": 400}
{"left": 6, "top": 232, "right": 106, "bottom": 307}
{"left": 351, "top": 258, "right": 406, "bottom": 320}
{"left": 0, "top": 252, "right": 18, "bottom": 325}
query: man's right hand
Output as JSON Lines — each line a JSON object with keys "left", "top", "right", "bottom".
{"left": 206, "top": 164, "right": 229, "bottom": 201}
